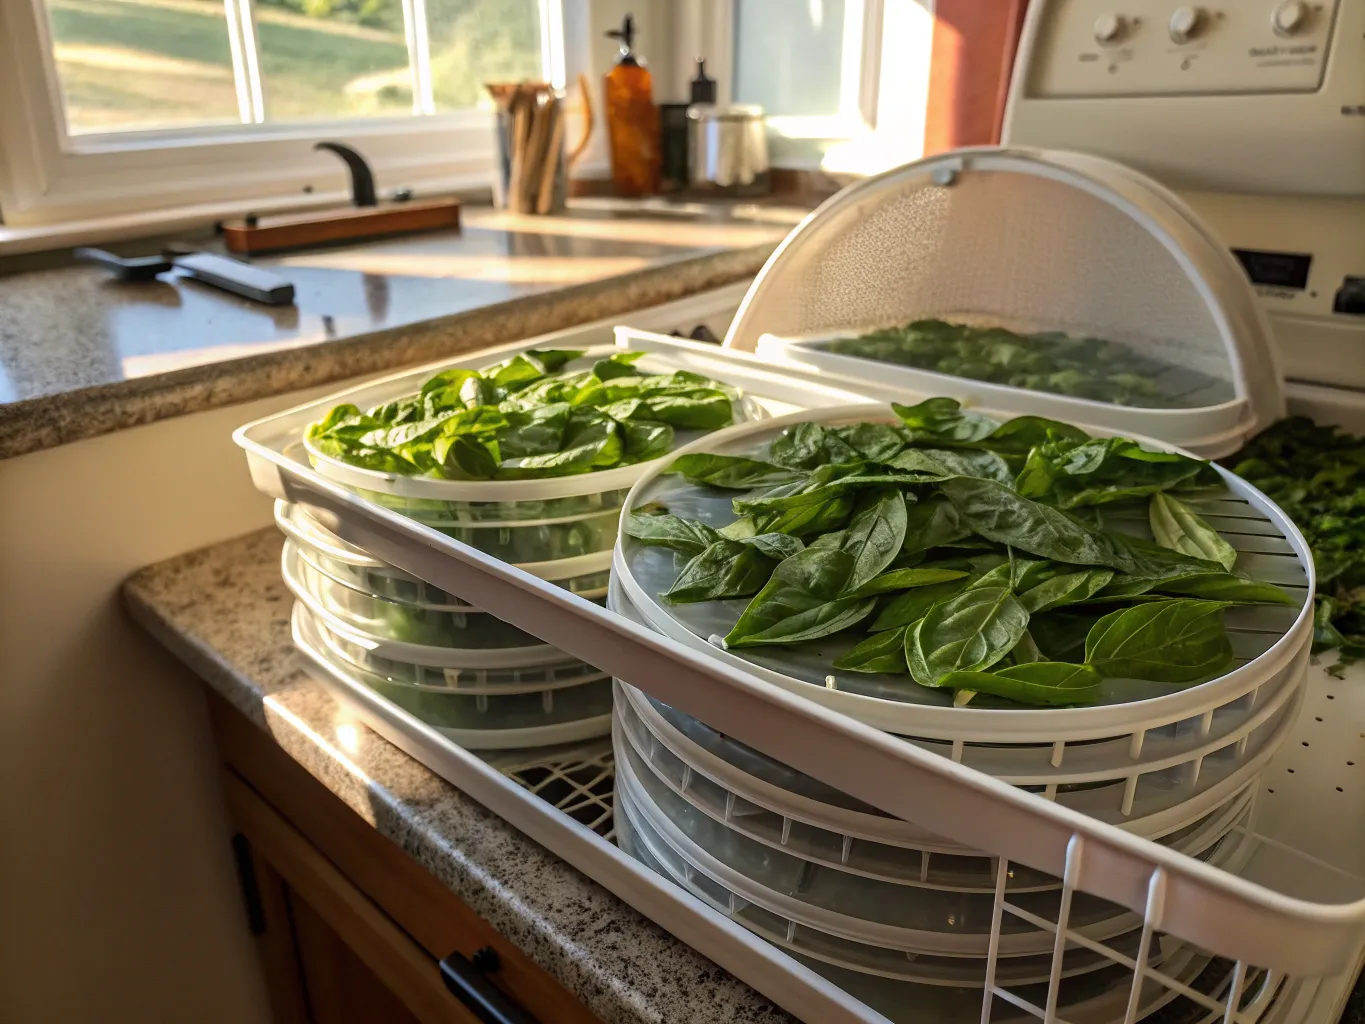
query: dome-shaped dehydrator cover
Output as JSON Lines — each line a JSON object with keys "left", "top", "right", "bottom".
{"left": 732, "top": 147, "right": 1283, "bottom": 457}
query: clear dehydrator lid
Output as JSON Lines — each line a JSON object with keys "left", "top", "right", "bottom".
{"left": 727, "top": 147, "right": 1285, "bottom": 457}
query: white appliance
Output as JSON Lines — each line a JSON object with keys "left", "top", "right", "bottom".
{"left": 1002, "top": 0, "right": 1365, "bottom": 420}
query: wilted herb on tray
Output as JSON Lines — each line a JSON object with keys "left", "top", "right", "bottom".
{"left": 625, "top": 399, "right": 1299, "bottom": 707}
{"left": 821, "top": 319, "right": 1223, "bottom": 408}
{"left": 307, "top": 349, "right": 738, "bottom": 480}
{"left": 1227, "top": 416, "right": 1365, "bottom": 675}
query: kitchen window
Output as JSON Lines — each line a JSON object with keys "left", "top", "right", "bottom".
{"left": 674, "top": 0, "right": 934, "bottom": 175}
{"left": 0, "top": 0, "right": 575, "bottom": 230}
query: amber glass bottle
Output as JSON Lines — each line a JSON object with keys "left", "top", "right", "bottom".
{"left": 603, "top": 15, "right": 660, "bottom": 197}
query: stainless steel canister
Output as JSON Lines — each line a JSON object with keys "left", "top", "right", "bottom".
{"left": 686, "top": 104, "right": 770, "bottom": 197}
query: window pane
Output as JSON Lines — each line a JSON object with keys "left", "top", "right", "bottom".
{"left": 255, "top": 0, "right": 413, "bottom": 121}
{"left": 43, "top": 0, "right": 242, "bottom": 134}
{"left": 426, "top": 0, "right": 543, "bottom": 112}
{"left": 733, "top": 0, "right": 845, "bottom": 118}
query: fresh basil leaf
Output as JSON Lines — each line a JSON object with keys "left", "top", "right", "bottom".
{"left": 724, "top": 548, "right": 875, "bottom": 647}
{"left": 940, "top": 477, "right": 1219, "bottom": 576}
{"left": 839, "top": 490, "right": 909, "bottom": 593}
{"left": 982, "top": 416, "right": 1090, "bottom": 454}
{"left": 733, "top": 469, "right": 920, "bottom": 515}
{"left": 831, "top": 422, "right": 908, "bottom": 462}
{"left": 523, "top": 348, "right": 583, "bottom": 372}
{"left": 832, "top": 627, "right": 910, "bottom": 673}
{"left": 1149, "top": 492, "right": 1238, "bottom": 571}
{"left": 849, "top": 567, "right": 969, "bottom": 598}
{"left": 757, "top": 494, "right": 856, "bottom": 538}
{"left": 1017, "top": 568, "right": 1115, "bottom": 614}
{"left": 1029, "top": 610, "right": 1104, "bottom": 661}
{"left": 1155, "top": 573, "right": 1297, "bottom": 606}
{"left": 637, "top": 389, "right": 734, "bottom": 429}
{"left": 591, "top": 351, "right": 647, "bottom": 381}
{"left": 418, "top": 368, "right": 480, "bottom": 398}
{"left": 665, "top": 540, "right": 778, "bottom": 604}
{"left": 495, "top": 403, "right": 571, "bottom": 459}
{"left": 1017, "top": 437, "right": 1218, "bottom": 508}
{"left": 620, "top": 419, "right": 674, "bottom": 464}
{"left": 433, "top": 434, "right": 498, "bottom": 479}
{"left": 906, "top": 585, "right": 1030, "bottom": 685}
{"left": 623, "top": 509, "right": 721, "bottom": 557}
{"left": 892, "top": 398, "right": 1000, "bottom": 444}
{"left": 1009, "top": 629, "right": 1046, "bottom": 665}
{"left": 900, "top": 495, "right": 971, "bottom": 554}
{"left": 1084, "top": 600, "right": 1235, "bottom": 682}
{"left": 938, "top": 663, "right": 1102, "bottom": 706}
{"left": 869, "top": 578, "right": 969, "bottom": 631}
{"left": 308, "top": 403, "right": 370, "bottom": 438}
{"left": 497, "top": 411, "right": 621, "bottom": 478}
{"left": 666, "top": 453, "right": 801, "bottom": 490}
{"left": 769, "top": 422, "right": 859, "bottom": 470}
{"left": 735, "top": 533, "right": 806, "bottom": 561}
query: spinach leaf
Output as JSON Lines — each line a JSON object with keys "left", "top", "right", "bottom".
{"left": 485, "top": 352, "right": 549, "bottom": 391}
{"left": 418, "top": 368, "right": 480, "bottom": 398}
{"left": 906, "top": 585, "right": 1030, "bottom": 685}
{"left": 1149, "top": 492, "right": 1238, "bottom": 570}
{"left": 892, "top": 398, "right": 999, "bottom": 444}
{"left": 623, "top": 508, "right": 721, "bottom": 557}
{"left": 869, "top": 579, "right": 968, "bottom": 631}
{"left": 433, "top": 434, "right": 499, "bottom": 479}
{"left": 724, "top": 548, "right": 876, "bottom": 647}
{"left": 832, "top": 627, "right": 910, "bottom": 673}
{"left": 496, "top": 411, "right": 621, "bottom": 478}
{"left": 666, "top": 453, "right": 801, "bottom": 490}
{"left": 1084, "top": 600, "right": 1235, "bottom": 682}
{"left": 665, "top": 540, "right": 778, "bottom": 604}
{"left": 938, "top": 663, "right": 1102, "bottom": 706}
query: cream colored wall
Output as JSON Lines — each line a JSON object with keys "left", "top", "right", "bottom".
{"left": 0, "top": 381, "right": 354, "bottom": 1023}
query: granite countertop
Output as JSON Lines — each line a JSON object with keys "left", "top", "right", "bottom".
{"left": 123, "top": 528, "right": 794, "bottom": 1024}
{"left": 0, "top": 204, "right": 798, "bottom": 460}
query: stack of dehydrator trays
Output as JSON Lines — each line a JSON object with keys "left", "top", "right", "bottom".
{"left": 237, "top": 150, "right": 1365, "bottom": 1024}
{"left": 262, "top": 309, "right": 874, "bottom": 752}
{"left": 608, "top": 399, "right": 1316, "bottom": 1022}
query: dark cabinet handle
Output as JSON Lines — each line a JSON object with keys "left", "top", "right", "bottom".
{"left": 438, "top": 947, "right": 538, "bottom": 1024}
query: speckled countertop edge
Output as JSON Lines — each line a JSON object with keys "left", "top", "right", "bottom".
{"left": 1, "top": 244, "right": 773, "bottom": 461}
{"left": 122, "top": 528, "right": 794, "bottom": 1024}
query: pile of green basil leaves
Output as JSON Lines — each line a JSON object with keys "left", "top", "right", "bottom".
{"left": 307, "top": 349, "right": 738, "bottom": 481}
{"left": 1227, "top": 416, "right": 1365, "bottom": 676}
{"left": 626, "top": 399, "right": 1298, "bottom": 708}
{"left": 823, "top": 319, "right": 1219, "bottom": 409}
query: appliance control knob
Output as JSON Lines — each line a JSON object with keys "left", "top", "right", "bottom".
{"left": 1273, "top": 0, "right": 1309, "bottom": 36}
{"left": 1093, "top": 12, "right": 1129, "bottom": 44}
{"left": 1169, "top": 5, "right": 1206, "bottom": 43}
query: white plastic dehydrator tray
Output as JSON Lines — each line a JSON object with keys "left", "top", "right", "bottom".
{"left": 236, "top": 213, "right": 1365, "bottom": 1019}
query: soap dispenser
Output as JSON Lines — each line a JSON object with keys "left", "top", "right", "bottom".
{"left": 603, "top": 14, "right": 660, "bottom": 197}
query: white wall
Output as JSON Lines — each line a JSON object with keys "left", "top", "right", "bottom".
{"left": 0, "top": 380, "right": 354, "bottom": 1024}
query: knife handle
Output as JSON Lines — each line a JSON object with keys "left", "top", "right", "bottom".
{"left": 173, "top": 252, "right": 296, "bottom": 306}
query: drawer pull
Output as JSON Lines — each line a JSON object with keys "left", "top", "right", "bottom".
{"left": 438, "top": 947, "right": 539, "bottom": 1024}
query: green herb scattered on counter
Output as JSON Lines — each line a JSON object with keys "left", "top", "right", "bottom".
{"left": 821, "top": 319, "right": 1223, "bottom": 408}
{"left": 307, "top": 349, "right": 739, "bottom": 480}
{"left": 1226, "top": 416, "right": 1365, "bottom": 676}
{"left": 625, "top": 398, "right": 1298, "bottom": 707}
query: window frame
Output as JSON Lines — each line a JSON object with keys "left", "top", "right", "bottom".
{"left": 0, "top": 0, "right": 573, "bottom": 229}
{"left": 671, "top": 0, "right": 933, "bottom": 176}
